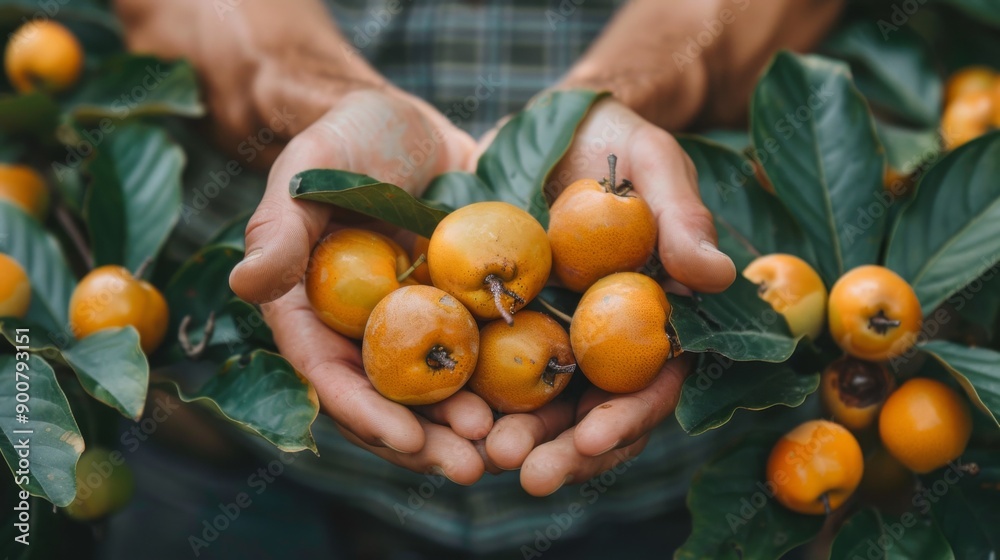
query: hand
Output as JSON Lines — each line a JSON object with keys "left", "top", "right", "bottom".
{"left": 228, "top": 89, "right": 494, "bottom": 484}
{"left": 482, "top": 98, "right": 736, "bottom": 494}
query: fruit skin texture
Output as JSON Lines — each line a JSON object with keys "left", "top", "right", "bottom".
{"left": 743, "top": 254, "right": 827, "bottom": 340}
{"left": 879, "top": 378, "right": 972, "bottom": 474}
{"left": 306, "top": 229, "right": 414, "bottom": 339}
{"left": 428, "top": 201, "right": 551, "bottom": 321}
{"left": 0, "top": 253, "right": 31, "bottom": 319}
{"left": 363, "top": 285, "right": 479, "bottom": 405}
{"left": 766, "top": 420, "right": 864, "bottom": 515}
{"left": 468, "top": 311, "right": 574, "bottom": 413}
{"left": 409, "top": 235, "right": 432, "bottom": 285}
{"left": 4, "top": 20, "right": 84, "bottom": 93}
{"left": 941, "top": 90, "right": 994, "bottom": 150}
{"left": 547, "top": 179, "right": 657, "bottom": 293}
{"left": 820, "top": 357, "right": 896, "bottom": 432}
{"left": 0, "top": 164, "right": 49, "bottom": 220}
{"left": 827, "top": 265, "right": 922, "bottom": 362}
{"left": 69, "top": 265, "right": 168, "bottom": 354}
{"left": 945, "top": 66, "right": 996, "bottom": 105}
{"left": 64, "top": 447, "right": 135, "bottom": 521}
{"left": 570, "top": 272, "right": 671, "bottom": 393}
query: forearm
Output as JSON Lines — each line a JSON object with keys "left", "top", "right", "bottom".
{"left": 113, "top": 0, "right": 387, "bottom": 137}
{"left": 559, "top": 0, "right": 845, "bottom": 131}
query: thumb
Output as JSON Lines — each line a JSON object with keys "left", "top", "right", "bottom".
{"left": 629, "top": 129, "right": 736, "bottom": 293}
{"left": 229, "top": 135, "right": 333, "bottom": 303}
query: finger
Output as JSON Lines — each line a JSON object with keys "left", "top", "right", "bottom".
{"left": 626, "top": 126, "right": 736, "bottom": 293}
{"left": 572, "top": 354, "right": 691, "bottom": 457}
{"left": 473, "top": 439, "right": 505, "bottom": 476}
{"left": 414, "top": 391, "right": 494, "bottom": 441}
{"left": 520, "top": 433, "right": 649, "bottom": 497}
{"left": 262, "top": 287, "right": 425, "bottom": 453}
{"left": 485, "top": 400, "right": 575, "bottom": 471}
{"left": 339, "top": 417, "right": 486, "bottom": 485}
{"left": 229, "top": 127, "right": 336, "bottom": 304}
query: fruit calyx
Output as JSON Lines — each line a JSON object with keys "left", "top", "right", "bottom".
{"left": 868, "top": 309, "right": 901, "bottom": 335}
{"left": 599, "top": 154, "right": 634, "bottom": 197}
{"left": 484, "top": 273, "right": 525, "bottom": 326}
{"left": 541, "top": 358, "right": 576, "bottom": 387}
{"left": 836, "top": 358, "right": 892, "bottom": 408}
{"left": 426, "top": 345, "right": 457, "bottom": 370}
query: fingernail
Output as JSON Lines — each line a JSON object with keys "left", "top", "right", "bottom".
{"left": 234, "top": 248, "right": 263, "bottom": 270}
{"left": 378, "top": 438, "right": 409, "bottom": 454}
{"left": 429, "top": 465, "right": 456, "bottom": 483}
{"left": 595, "top": 440, "right": 621, "bottom": 456}
{"left": 699, "top": 240, "right": 725, "bottom": 256}
{"left": 544, "top": 475, "right": 574, "bottom": 496}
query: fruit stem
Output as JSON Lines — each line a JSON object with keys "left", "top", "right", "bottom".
{"left": 868, "top": 310, "right": 901, "bottom": 335}
{"left": 134, "top": 257, "right": 153, "bottom": 280}
{"left": 484, "top": 274, "right": 524, "bottom": 326}
{"left": 601, "top": 153, "right": 634, "bottom": 196}
{"left": 820, "top": 493, "right": 831, "bottom": 516}
{"left": 426, "top": 345, "right": 457, "bottom": 370}
{"left": 397, "top": 254, "right": 427, "bottom": 283}
{"left": 178, "top": 311, "right": 217, "bottom": 359}
{"left": 608, "top": 153, "right": 617, "bottom": 193}
{"left": 542, "top": 359, "right": 576, "bottom": 387}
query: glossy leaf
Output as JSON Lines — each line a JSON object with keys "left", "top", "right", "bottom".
{"left": 0, "top": 354, "right": 83, "bottom": 507}
{"left": 422, "top": 171, "right": 493, "bottom": 210}
{"left": 877, "top": 121, "right": 940, "bottom": 175}
{"left": 831, "top": 508, "right": 954, "bottom": 560}
{"left": 291, "top": 169, "right": 448, "bottom": 239}
{"left": 824, "top": 22, "right": 941, "bottom": 127}
{"left": 169, "top": 351, "right": 318, "bottom": 453}
{"left": 165, "top": 244, "right": 244, "bottom": 342}
{"left": 927, "top": 449, "right": 1000, "bottom": 559}
{"left": 208, "top": 212, "right": 251, "bottom": 249}
{"left": 68, "top": 56, "right": 204, "bottom": 122}
{"left": 677, "top": 434, "right": 824, "bottom": 559}
{"left": 0, "top": 318, "right": 68, "bottom": 363}
{"left": 676, "top": 359, "right": 819, "bottom": 435}
{"left": 475, "top": 89, "right": 607, "bottom": 227}
{"left": 919, "top": 340, "right": 1000, "bottom": 427}
{"left": 83, "top": 122, "right": 185, "bottom": 271}
{"left": 0, "top": 202, "right": 76, "bottom": 336}
{"left": 61, "top": 327, "right": 149, "bottom": 421}
{"left": 885, "top": 132, "right": 1000, "bottom": 314}
{"left": 668, "top": 276, "right": 799, "bottom": 362}
{"left": 679, "top": 136, "right": 815, "bottom": 271}
{"left": 751, "top": 51, "right": 886, "bottom": 286}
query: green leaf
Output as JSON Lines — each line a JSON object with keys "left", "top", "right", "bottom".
{"left": 208, "top": 212, "right": 251, "bottom": 249}
{"left": 291, "top": 169, "right": 449, "bottom": 239}
{"left": 877, "top": 121, "right": 941, "bottom": 175}
{"left": 165, "top": 244, "right": 243, "bottom": 343}
{"left": 697, "top": 129, "right": 750, "bottom": 153}
{"left": 0, "top": 2, "right": 120, "bottom": 32}
{"left": 927, "top": 449, "right": 1000, "bottom": 559}
{"left": 668, "top": 276, "right": 799, "bottom": 362}
{"left": 61, "top": 327, "right": 148, "bottom": 421}
{"left": 751, "top": 51, "right": 886, "bottom": 286}
{"left": 475, "top": 89, "right": 607, "bottom": 227}
{"left": 0, "top": 93, "right": 59, "bottom": 136}
{"left": 823, "top": 22, "right": 942, "bottom": 127}
{"left": 422, "top": 171, "right": 493, "bottom": 210}
{"left": 169, "top": 351, "right": 318, "bottom": 453}
{"left": 67, "top": 56, "right": 204, "bottom": 122}
{"left": 0, "top": 318, "right": 68, "bottom": 366}
{"left": 919, "top": 340, "right": 1000, "bottom": 427}
{"left": 938, "top": 0, "right": 1000, "bottom": 27}
{"left": 676, "top": 359, "right": 819, "bottom": 435}
{"left": 0, "top": 354, "right": 83, "bottom": 507}
{"left": 0, "top": 202, "right": 76, "bottom": 335}
{"left": 184, "top": 299, "right": 273, "bottom": 364}
{"left": 83, "top": 122, "right": 184, "bottom": 271}
{"left": 885, "top": 132, "right": 1000, "bottom": 314}
{"left": 831, "top": 508, "right": 954, "bottom": 560}
{"left": 677, "top": 434, "right": 824, "bottom": 560}
{"left": 679, "top": 136, "right": 815, "bottom": 271}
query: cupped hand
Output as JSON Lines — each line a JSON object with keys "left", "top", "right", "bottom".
{"left": 229, "top": 89, "right": 493, "bottom": 483}
{"left": 483, "top": 98, "right": 736, "bottom": 494}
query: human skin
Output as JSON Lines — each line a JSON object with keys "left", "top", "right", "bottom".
{"left": 114, "top": 0, "right": 844, "bottom": 492}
